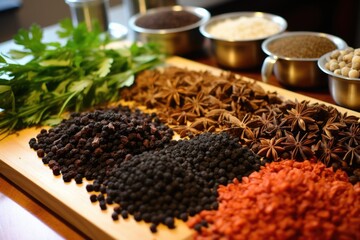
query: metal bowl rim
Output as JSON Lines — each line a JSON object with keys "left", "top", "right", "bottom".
{"left": 318, "top": 52, "right": 360, "bottom": 82}
{"left": 262, "top": 31, "right": 348, "bottom": 61}
{"left": 65, "top": 0, "right": 107, "bottom": 6}
{"left": 199, "top": 11, "right": 288, "bottom": 42}
{"left": 128, "top": 5, "right": 211, "bottom": 34}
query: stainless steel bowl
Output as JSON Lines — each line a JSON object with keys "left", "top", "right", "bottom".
{"left": 261, "top": 31, "right": 348, "bottom": 88}
{"left": 318, "top": 52, "right": 360, "bottom": 110}
{"left": 200, "top": 11, "right": 287, "bottom": 69}
{"left": 128, "top": 5, "right": 210, "bottom": 56}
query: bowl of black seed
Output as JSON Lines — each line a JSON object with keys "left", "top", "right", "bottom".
{"left": 128, "top": 5, "right": 210, "bottom": 56}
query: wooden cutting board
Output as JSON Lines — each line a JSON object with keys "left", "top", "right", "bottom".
{"left": 1, "top": 57, "right": 359, "bottom": 240}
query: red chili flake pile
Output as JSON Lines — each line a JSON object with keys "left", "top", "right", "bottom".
{"left": 187, "top": 160, "right": 360, "bottom": 240}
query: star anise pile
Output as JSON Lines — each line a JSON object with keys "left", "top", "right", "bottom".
{"left": 120, "top": 66, "right": 360, "bottom": 183}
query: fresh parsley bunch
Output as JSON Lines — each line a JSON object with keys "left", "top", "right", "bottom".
{"left": 0, "top": 19, "right": 165, "bottom": 136}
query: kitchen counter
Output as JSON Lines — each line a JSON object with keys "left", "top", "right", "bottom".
{"left": 0, "top": 3, "right": 354, "bottom": 240}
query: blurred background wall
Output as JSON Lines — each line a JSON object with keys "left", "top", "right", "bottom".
{"left": 200, "top": 0, "right": 360, "bottom": 48}
{"left": 0, "top": 0, "right": 359, "bottom": 47}
{"left": 0, "top": 0, "right": 118, "bottom": 42}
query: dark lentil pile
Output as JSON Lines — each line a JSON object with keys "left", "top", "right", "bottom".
{"left": 135, "top": 10, "right": 201, "bottom": 29}
{"left": 267, "top": 35, "right": 337, "bottom": 58}
{"left": 88, "top": 132, "right": 263, "bottom": 233}
{"left": 28, "top": 105, "right": 174, "bottom": 183}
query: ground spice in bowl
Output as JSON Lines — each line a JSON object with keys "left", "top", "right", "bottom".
{"left": 188, "top": 160, "right": 360, "bottom": 240}
{"left": 207, "top": 16, "right": 282, "bottom": 41}
{"left": 135, "top": 10, "right": 201, "bottom": 29}
{"left": 267, "top": 35, "right": 337, "bottom": 58}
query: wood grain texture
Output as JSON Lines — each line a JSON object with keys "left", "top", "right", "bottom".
{"left": 0, "top": 173, "right": 88, "bottom": 240}
{"left": 0, "top": 57, "right": 359, "bottom": 240}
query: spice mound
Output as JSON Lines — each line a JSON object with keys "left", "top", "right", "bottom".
{"left": 188, "top": 160, "right": 360, "bottom": 240}
{"left": 121, "top": 66, "right": 360, "bottom": 184}
{"left": 135, "top": 10, "right": 201, "bottom": 29}
{"left": 267, "top": 35, "right": 337, "bottom": 58}
{"left": 88, "top": 132, "right": 263, "bottom": 233}
{"left": 29, "top": 105, "right": 174, "bottom": 183}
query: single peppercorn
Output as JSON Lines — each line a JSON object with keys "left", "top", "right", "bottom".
{"left": 111, "top": 212, "right": 119, "bottom": 221}
{"left": 89, "top": 194, "right": 97, "bottom": 203}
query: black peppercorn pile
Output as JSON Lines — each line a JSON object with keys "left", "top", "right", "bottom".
{"left": 29, "top": 105, "right": 174, "bottom": 183}
{"left": 87, "top": 132, "right": 263, "bottom": 233}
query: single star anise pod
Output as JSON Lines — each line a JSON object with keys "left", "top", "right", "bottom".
{"left": 205, "top": 109, "right": 232, "bottom": 123}
{"left": 138, "top": 85, "right": 163, "bottom": 108}
{"left": 208, "top": 78, "right": 234, "bottom": 99}
{"left": 221, "top": 113, "right": 255, "bottom": 138}
{"left": 343, "top": 143, "right": 360, "bottom": 166}
{"left": 171, "top": 125, "right": 200, "bottom": 138}
{"left": 232, "top": 99, "right": 264, "bottom": 114}
{"left": 207, "top": 95, "right": 231, "bottom": 110}
{"left": 178, "top": 69, "right": 204, "bottom": 93}
{"left": 220, "top": 112, "right": 251, "bottom": 129}
{"left": 214, "top": 76, "right": 244, "bottom": 96}
{"left": 282, "top": 132, "right": 315, "bottom": 160}
{"left": 243, "top": 127, "right": 261, "bottom": 152}
{"left": 263, "top": 91, "right": 283, "bottom": 104}
{"left": 338, "top": 112, "right": 360, "bottom": 126}
{"left": 281, "top": 100, "right": 317, "bottom": 131}
{"left": 154, "top": 77, "right": 184, "bottom": 107}
{"left": 240, "top": 98, "right": 263, "bottom": 113}
{"left": 310, "top": 103, "right": 335, "bottom": 124}
{"left": 190, "top": 117, "right": 218, "bottom": 132}
{"left": 254, "top": 104, "right": 283, "bottom": 119}
{"left": 182, "top": 91, "right": 209, "bottom": 116}
{"left": 338, "top": 123, "right": 360, "bottom": 146}
{"left": 170, "top": 110, "right": 198, "bottom": 125}
{"left": 267, "top": 122, "right": 283, "bottom": 139}
{"left": 254, "top": 112, "right": 279, "bottom": 135}
{"left": 257, "top": 136, "right": 286, "bottom": 161}
{"left": 314, "top": 135, "right": 344, "bottom": 166}
{"left": 155, "top": 109, "right": 174, "bottom": 124}
{"left": 322, "top": 116, "right": 346, "bottom": 138}
{"left": 230, "top": 85, "right": 252, "bottom": 110}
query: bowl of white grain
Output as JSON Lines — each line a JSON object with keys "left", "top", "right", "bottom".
{"left": 200, "top": 11, "right": 287, "bottom": 69}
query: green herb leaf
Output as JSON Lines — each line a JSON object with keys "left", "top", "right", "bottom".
{"left": 0, "top": 84, "right": 15, "bottom": 110}
{"left": 13, "top": 25, "right": 46, "bottom": 57}
{"left": 0, "top": 54, "right": 6, "bottom": 63}
{"left": 0, "top": 19, "right": 165, "bottom": 136}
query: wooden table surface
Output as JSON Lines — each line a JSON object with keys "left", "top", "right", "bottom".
{"left": 0, "top": 48, "right": 340, "bottom": 240}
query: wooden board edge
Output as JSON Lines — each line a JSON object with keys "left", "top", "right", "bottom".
{"left": 0, "top": 158, "right": 114, "bottom": 240}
